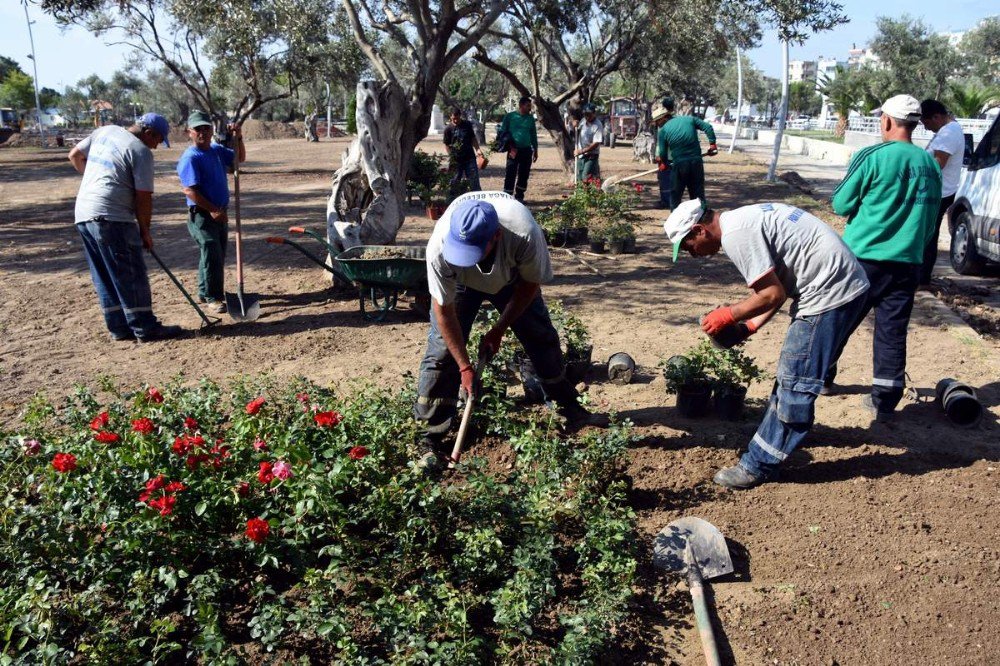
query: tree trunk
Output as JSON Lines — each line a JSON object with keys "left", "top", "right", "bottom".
{"left": 534, "top": 98, "right": 575, "bottom": 176}
{"left": 767, "top": 40, "right": 790, "bottom": 183}
{"left": 326, "top": 80, "right": 408, "bottom": 254}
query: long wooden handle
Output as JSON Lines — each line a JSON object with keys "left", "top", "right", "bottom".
{"left": 233, "top": 138, "right": 244, "bottom": 288}
{"left": 448, "top": 397, "right": 475, "bottom": 469}
{"left": 618, "top": 167, "right": 658, "bottom": 183}
{"left": 687, "top": 552, "right": 722, "bottom": 666}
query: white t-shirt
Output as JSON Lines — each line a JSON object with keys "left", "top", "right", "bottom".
{"left": 925, "top": 120, "right": 964, "bottom": 197}
{"left": 74, "top": 125, "right": 155, "bottom": 223}
{"left": 576, "top": 118, "right": 603, "bottom": 156}
{"left": 427, "top": 191, "right": 553, "bottom": 306}
{"left": 720, "top": 203, "right": 869, "bottom": 318}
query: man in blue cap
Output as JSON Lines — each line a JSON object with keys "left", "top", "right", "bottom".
{"left": 414, "top": 191, "right": 605, "bottom": 470}
{"left": 68, "top": 112, "right": 184, "bottom": 342}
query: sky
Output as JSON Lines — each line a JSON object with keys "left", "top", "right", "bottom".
{"left": 0, "top": 0, "right": 996, "bottom": 92}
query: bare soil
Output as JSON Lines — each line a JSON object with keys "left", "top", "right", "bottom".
{"left": 2, "top": 135, "right": 999, "bottom": 665}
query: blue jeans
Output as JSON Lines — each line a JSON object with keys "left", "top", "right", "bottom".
{"left": 414, "top": 282, "right": 578, "bottom": 443}
{"left": 657, "top": 167, "right": 672, "bottom": 208}
{"left": 76, "top": 220, "right": 161, "bottom": 338}
{"left": 449, "top": 158, "right": 481, "bottom": 197}
{"left": 740, "top": 295, "right": 867, "bottom": 478}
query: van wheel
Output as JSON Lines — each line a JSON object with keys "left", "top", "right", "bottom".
{"left": 950, "top": 214, "right": 985, "bottom": 275}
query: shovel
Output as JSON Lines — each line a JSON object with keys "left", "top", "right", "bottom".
{"left": 149, "top": 249, "right": 221, "bottom": 331}
{"left": 447, "top": 354, "right": 488, "bottom": 469}
{"left": 602, "top": 152, "right": 711, "bottom": 192}
{"left": 653, "top": 517, "right": 734, "bottom": 666}
{"left": 226, "top": 137, "right": 261, "bottom": 322}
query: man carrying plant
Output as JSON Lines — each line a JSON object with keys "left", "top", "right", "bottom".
{"left": 829, "top": 95, "right": 941, "bottom": 421}
{"left": 573, "top": 103, "right": 604, "bottom": 183}
{"left": 657, "top": 97, "right": 718, "bottom": 207}
{"left": 176, "top": 111, "right": 246, "bottom": 314}
{"left": 499, "top": 96, "right": 538, "bottom": 202}
{"left": 414, "top": 191, "right": 606, "bottom": 471}
{"left": 68, "top": 113, "right": 185, "bottom": 343}
{"left": 663, "top": 198, "right": 869, "bottom": 489}
{"left": 443, "top": 107, "right": 485, "bottom": 197}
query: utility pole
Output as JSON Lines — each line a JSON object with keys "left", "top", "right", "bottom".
{"left": 325, "top": 82, "right": 331, "bottom": 139}
{"left": 23, "top": 0, "right": 47, "bottom": 147}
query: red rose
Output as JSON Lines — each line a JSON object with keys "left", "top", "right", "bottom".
{"left": 313, "top": 410, "right": 342, "bottom": 427}
{"left": 245, "top": 397, "right": 266, "bottom": 415}
{"left": 165, "top": 481, "right": 186, "bottom": 493}
{"left": 147, "top": 387, "right": 164, "bottom": 403}
{"left": 94, "top": 430, "right": 121, "bottom": 444}
{"left": 183, "top": 417, "right": 199, "bottom": 430}
{"left": 236, "top": 481, "right": 251, "bottom": 497}
{"left": 138, "top": 490, "right": 152, "bottom": 503}
{"left": 148, "top": 494, "right": 176, "bottom": 516}
{"left": 258, "top": 461, "right": 274, "bottom": 484}
{"left": 245, "top": 517, "right": 270, "bottom": 543}
{"left": 131, "top": 418, "right": 155, "bottom": 435}
{"left": 52, "top": 452, "right": 77, "bottom": 473}
{"left": 348, "top": 446, "right": 369, "bottom": 460}
{"left": 185, "top": 453, "right": 209, "bottom": 470}
{"left": 90, "top": 411, "right": 109, "bottom": 431}
{"left": 172, "top": 436, "right": 193, "bottom": 457}
{"left": 145, "top": 474, "right": 167, "bottom": 491}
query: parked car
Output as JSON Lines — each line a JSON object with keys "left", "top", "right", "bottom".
{"left": 947, "top": 113, "right": 1000, "bottom": 275}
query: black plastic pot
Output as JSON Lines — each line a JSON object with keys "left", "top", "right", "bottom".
{"left": 623, "top": 236, "right": 637, "bottom": 253}
{"left": 517, "top": 354, "right": 546, "bottom": 404}
{"left": 565, "top": 344, "right": 593, "bottom": 383}
{"left": 676, "top": 382, "right": 712, "bottom": 418}
{"left": 607, "top": 239, "right": 626, "bottom": 254}
{"left": 935, "top": 378, "right": 982, "bottom": 428}
{"left": 713, "top": 384, "right": 747, "bottom": 420}
{"left": 607, "top": 352, "right": 636, "bottom": 384}
{"left": 567, "top": 227, "right": 589, "bottom": 246}
{"left": 589, "top": 239, "right": 606, "bottom": 253}
{"left": 545, "top": 229, "right": 569, "bottom": 247}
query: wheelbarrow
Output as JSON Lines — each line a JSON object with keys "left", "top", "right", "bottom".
{"left": 336, "top": 245, "right": 430, "bottom": 322}
{"left": 265, "top": 227, "right": 352, "bottom": 285}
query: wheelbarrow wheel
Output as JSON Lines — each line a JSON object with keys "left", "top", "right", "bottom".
{"left": 360, "top": 287, "right": 398, "bottom": 321}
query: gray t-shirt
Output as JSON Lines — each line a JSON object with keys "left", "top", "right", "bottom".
{"left": 427, "top": 191, "right": 553, "bottom": 306}
{"left": 576, "top": 118, "right": 603, "bottom": 156}
{"left": 720, "top": 203, "right": 869, "bottom": 317}
{"left": 74, "top": 125, "right": 155, "bottom": 224}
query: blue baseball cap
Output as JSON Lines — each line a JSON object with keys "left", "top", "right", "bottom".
{"left": 442, "top": 200, "right": 500, "bottom": 267}
{"left": 137, "top": 112, "right": 170, "bottom": 147}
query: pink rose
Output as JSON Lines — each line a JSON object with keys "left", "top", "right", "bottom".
{"left": 272, "top": 460, "right": 293, "bottom": 480}
{"left": 23, "top": 439, "right": 41, "bottom": 456}
{"left": 253, "top": 438, "right": 268, "bottom": 451}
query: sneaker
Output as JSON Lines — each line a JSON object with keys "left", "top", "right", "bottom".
{"left": 413, "top": 438, "right": 443, "bottom": 474}
{"left": 713, "top": 464, "right": 764, "bottom": 490}
{"left": 110, "top": 331, "right": 136, "bottom": 342}
{"left": 207, "top": 301, "right": 227, "bottom": 314}
{"left": 556, "top": 402, "right": 610, "bottom": 432}
{"left": 861, "top": 395, "right": 893, "bottom": 423}
{"left": 137, "top": 324, "right": 185, "bottom": 343}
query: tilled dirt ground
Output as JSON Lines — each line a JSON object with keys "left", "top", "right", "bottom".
{"left": 2, "top": 135, "right": 999, "bottom": 665}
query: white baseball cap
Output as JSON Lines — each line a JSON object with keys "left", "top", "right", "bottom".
{"left": 880, "top": 95, "right": 921, "bottom": 123}
{"left": 663, "top": 198, "right": 704, "bottom": 261}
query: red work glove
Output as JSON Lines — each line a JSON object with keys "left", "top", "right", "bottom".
{"left": 459, "top": 364, "right": 478, "bottom": 400}
{"left": 707, "top": 143, "right": 719, "bottom": 156}
{"left": 701, "top": 306, "right": 736, "bottom": 336}
{"left": 478, "top": 326, "right": 506, "bottom": 361}
{"left": 658, "top": 161, "right": 668, "bottom": 171}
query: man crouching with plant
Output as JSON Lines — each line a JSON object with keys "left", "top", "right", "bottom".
{"left": 663, "top": 199, "right": 870, "bottom": 489}
{"left": 414, "top": 192, "right": 606, "bottom": 471}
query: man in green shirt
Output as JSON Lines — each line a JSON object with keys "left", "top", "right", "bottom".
{"left": 829, "top": 94, "right": 942, "bottom": 421}
{"left": 499, "top": 96, "right": 539, "bottom": 202}
{"left": 657, "top": 97, "right": 718, "bottom": 207}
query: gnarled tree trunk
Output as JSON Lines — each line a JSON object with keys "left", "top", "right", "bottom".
{"left": 326, "top": 80, "right": 409, "bottom": 253}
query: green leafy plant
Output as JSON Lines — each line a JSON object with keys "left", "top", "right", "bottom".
{"left": 660, "top": 339, "right": 765, "bottom": 396}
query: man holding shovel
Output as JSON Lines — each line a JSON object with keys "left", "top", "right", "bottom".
{"left": 663, "top": 199, "right": 870, "bottom": 489}
{"left": 573, "top": 103, "right": 604, "bottom": 184}
{"left": 176, "top": 111, "right": 246, "bottom": 314}
{"left": 413, "top": 192, "right": 607, "bottom": 471}
{"left": 657, "top": 97, "right": 718, "bottom": 207}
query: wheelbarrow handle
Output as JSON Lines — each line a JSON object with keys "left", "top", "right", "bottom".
{"left": 288, "top": 226, "right": 306, "bottom": 234}
{"left": 265, "top": 237, "right": 286, "bottom": 244}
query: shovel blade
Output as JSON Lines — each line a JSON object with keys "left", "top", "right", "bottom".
{"left": 225, "top": 292, "right": 262, "bottom": 322}
{"left": 600, "top": 175, "right": 622, "bottom": 192}
{"left": 652, "top": 517, "right": 733, "bottom": 580}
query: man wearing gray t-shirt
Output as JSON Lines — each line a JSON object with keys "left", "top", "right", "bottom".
{"left": 68, "top": 113, "right": 183, "bottom": 342}
{"left": 414, "top": 192, "right": 606, "bottom": 471}
{"left": 664, "top": 199, "right": 870, "bottom": 489}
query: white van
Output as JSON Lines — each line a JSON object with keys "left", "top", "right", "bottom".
{"left": 948, "top": 114, "right": 1000, "bottom": 274}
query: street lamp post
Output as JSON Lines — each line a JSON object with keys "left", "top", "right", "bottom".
{"left": 325, "top": 82, "right": 331, "bottom": 139}
{"left": 22, "top": 1, "right": 47, "bottom": 147}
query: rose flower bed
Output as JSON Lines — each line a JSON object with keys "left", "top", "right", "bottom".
{"left": 0, "top": 377, "right": 636, "bottom": 663}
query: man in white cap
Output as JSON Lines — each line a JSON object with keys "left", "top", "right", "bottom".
{"left": 663, "top": 198, "right": 869, "bottom": 489}
{"left": 68, "top": 112, "right": 185, "bottom": 342}
{"left": 414, "top": 191, "right": 605, "bottom": 470}
{"left": 828, "top": 94, "right": 941, "bottom": 421}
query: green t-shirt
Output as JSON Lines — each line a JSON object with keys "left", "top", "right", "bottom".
{"left": 832, "top": 141, "right": 942, "bottom": 264}
{"left": 657, "top": 116, "right": 716, "bottom": 164}
{"left": 500, "top": 111, "right": 538, "bottom": 151}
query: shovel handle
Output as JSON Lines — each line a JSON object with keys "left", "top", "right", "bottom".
{"left": 447, "top": 356, "right": 487, "bottom": 469}
{"left": 687, "top": 553, "right": 722, "bottom": 666}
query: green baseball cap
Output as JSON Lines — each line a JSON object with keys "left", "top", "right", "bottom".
{"left": 186, "top": 110, "right": 213, "bottom": 129}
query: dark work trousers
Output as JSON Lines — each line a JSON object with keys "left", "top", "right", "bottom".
{"left": 414, "top": 283, "right": 579, "bottom": 445}
{"left": 918, "top": 194, "right": 955, "bottom": 286}
{"left": 186, "top": 206, "right": 228, "bottom": 303}
{"left": 657, "top": 166, "right": 672, "bottom": 208}
{"left": 671, "top": 160, "right": 706, "bottom": 206}
{"left": 503, "top": 147, "right": 534, "bottom": 201}
{"left": 826, "top": 260, "right": 919, "bottom": 413}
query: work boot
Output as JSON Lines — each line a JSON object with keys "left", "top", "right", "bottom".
{"left": 207, "top": 301, "right": 227, "bottom": 314}
{"left": 110, "top": 330, "right": 136, "bottom": 342}
{"left": 413, "top": 438, "right": 443, "bottom": 475}
{"left": 713, "top": 464, "right": 764, "bottom": 490}
{"left": 861, "top": 395, "right": 893, "bottom": 423}
{"left": 555, "top": 401, "right": 610, "bottom": 433}
{"left": 137, "top": 324, "right": 185, "bottom": 343}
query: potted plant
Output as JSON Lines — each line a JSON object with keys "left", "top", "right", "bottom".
{"left": 536, "top": 207, "right": 569, "bottom": 247}
{"left": 549, "top": 301, "right": 593, "bottom": 383}
{"left": 659, "top": 344, "right": 713, "bottom": 418}
{"left": 407, "top": 150, "right": 451, "bottom": 219}
{"left": 604, "top": 220, "right": 636, "bottom": 254}
{"left": 587, "top": 218, "right": 608, "bottom": 253}
{"left": 704, "top": 341, "right": 765, "bottom": 420}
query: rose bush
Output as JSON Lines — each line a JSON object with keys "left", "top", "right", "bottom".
{"left": 0, "top": 377, "right": 636, "bottom": 663}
